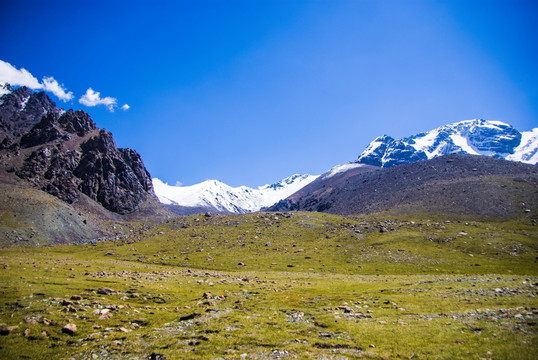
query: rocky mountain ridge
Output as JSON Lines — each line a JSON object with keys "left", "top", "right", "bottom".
{"left": 0, "top": 85, "right": 160, "bottom": 215}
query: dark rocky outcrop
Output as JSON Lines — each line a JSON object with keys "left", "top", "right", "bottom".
{"left": 0, "top": 85, "right": 160, "bottom": 215}
{"left": 75, "top": 130, "right": 153, "bottom": 214}
{"left": 0, "top": 86, "right": 59, "bottom": 143}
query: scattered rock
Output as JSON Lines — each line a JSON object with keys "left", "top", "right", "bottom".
{"left": 97, "top": 287, "right": 116, "bottom": 295}
{"left": 62, "top": 323, "right": 77, "bottom": 335}
{"left": 149, "top": 352, "right": 167, "bottom": 360}
{"left": 132, "top": 318, "right": 148, "bottom": 326}
{"left": 179, "top": 313, "right": 201, "bottom": 321}
{"left": 0, "top": 326, "right": 18, "bottom": 335}
{"left": 23, "top": 316, "right": 38, "bottom": 324}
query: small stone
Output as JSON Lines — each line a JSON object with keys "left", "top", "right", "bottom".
{"left": 23, "top": 328, "right": 31, "bottom": 337}
{"left": 62, "top": 323, "right": 77, "bottom": 335}
{"left": 0, "top": 326, "right": 18, "bottom": 335}
{"left": 23, "top": 317, "right": 38, "bottom": 324}
{"left": 99, "top": 313, "right": 112, "bottom": 320}
{"left": 117, "top": 327, "right": 130, "bottom": 333}
{"left": 369, "top": 344, "right": 376, "bottom": 348}
{"left": 179, "top": 313, "right": 201, "bottom": 321}
{"left": 338, "top": 305, "right": 354, "bottom": 313}
{"left": 97, "top": 287, "right": 116, "bottom": 295}
{"left": 132, "top": 318, "right": 148, "bottom": 326}
{"left": 70, "top": 295, "right": 82, "bottom": 301}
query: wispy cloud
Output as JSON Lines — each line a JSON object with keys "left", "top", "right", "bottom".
{"left": 122, "top": 104, "right": 130, "bottom": 111}
{"left": 41, "top": 76, "right": 74, "bottom": 102}
{"left": 0, "top": 60, "right": 73, "bottom": 101}
{"left": 79, "top": 88, "right": 117, "bottom": 112}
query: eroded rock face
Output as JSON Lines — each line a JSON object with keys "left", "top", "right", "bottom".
{"left": 16, "top": 145, "right": 80, "bottom": 203}
{"left": 0, "top": 86, "right": 59, "bottom": 142}
{"left": 1, "top": 85, "right": 156, "bottom": 215}
{"left": 75, "top": 130, "right": 153, "bottom": 214}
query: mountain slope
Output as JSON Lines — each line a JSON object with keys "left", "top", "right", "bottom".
{"left": 270, "top": 163, "right": 379, "bottom": 212}
{"left": 271, "top": 154, "right": 538, "bottom": 219}
{"left": 357, "top": 119, "right": 537, "bottom": 168}
{"left": 153, "top": 174, "right": 319, "bottom": 214}
{"left": 0, "top": 85, "right": 170, "bottom": 244}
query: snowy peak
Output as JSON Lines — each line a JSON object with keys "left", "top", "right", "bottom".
{"left": 260, "top": 174, "right": 312, "bottom": 190}
{"left": 153, "top": 173, "right": 319, "bottom": 214}
{"left": 357, "top": 119, "right": 536, "bottom": 167}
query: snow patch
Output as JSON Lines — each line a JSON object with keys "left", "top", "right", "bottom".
{"left": 20, "top": 95, "right": 30, "bottom": 110}
{"left": 0, "top": 83, "right": 12, "bottom": 97}
{"left": 323, "top": 163, "right": 366, "bottom": 179}
{"left": 507, "top": 128, "right": 538, "bottom": 164}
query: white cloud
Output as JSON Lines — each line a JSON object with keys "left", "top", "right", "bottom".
{"left": 0, "top": 59, "right": 72, "bottom": 102}
{"left": 42, "top": 76, "right": 74, "bottom": 101}
{"left": 122, "top": 104, "right": 130, "bottom": 111}
{"left": 174, "top": 181, "right": 183, "bottom": 186}
{"left": 79, "top": 88, "right": 117, "bottom": 112}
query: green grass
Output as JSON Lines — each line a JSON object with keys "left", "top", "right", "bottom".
{"left": 0, "top": 212, "right": 536, "bottom": 359}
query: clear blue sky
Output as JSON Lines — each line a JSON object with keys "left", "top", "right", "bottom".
{"left": 1, "top": 0, "right": 537, "bottom": 187}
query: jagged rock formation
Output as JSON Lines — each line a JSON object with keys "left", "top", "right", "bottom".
{"left": 0, "top": 85, "right": 158, "bottom": 215}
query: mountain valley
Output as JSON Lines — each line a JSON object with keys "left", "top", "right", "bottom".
{"left": 0, "top": 85, "right": 536, "bottom": 359}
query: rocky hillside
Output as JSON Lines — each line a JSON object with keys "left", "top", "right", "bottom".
{"left": 270, "top": 154, "right": 538, "bottom": 219}
{"left": 0, "top": 85, "right": 162, "bottom": 215}
{"left": 357, "top": 119, "right": 538, "bottom": 168}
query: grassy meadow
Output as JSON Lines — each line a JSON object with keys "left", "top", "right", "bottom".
{"left": 0, "top": 212, "right": 536, "bottom": 359}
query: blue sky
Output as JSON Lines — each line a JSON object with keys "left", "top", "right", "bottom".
{"left": 1, "top": 0, "right": 537, "bottom": 187}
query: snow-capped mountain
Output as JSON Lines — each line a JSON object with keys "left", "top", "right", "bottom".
{"left": 153, "top": 174, "right": 319, "bottom": 214}
{"left": 357, "top": 119, "right": 538, "bottom": 167}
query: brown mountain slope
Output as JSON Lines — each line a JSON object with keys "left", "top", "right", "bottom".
{"left": 270, "top": 154, "right": 538, "bottom": 219}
